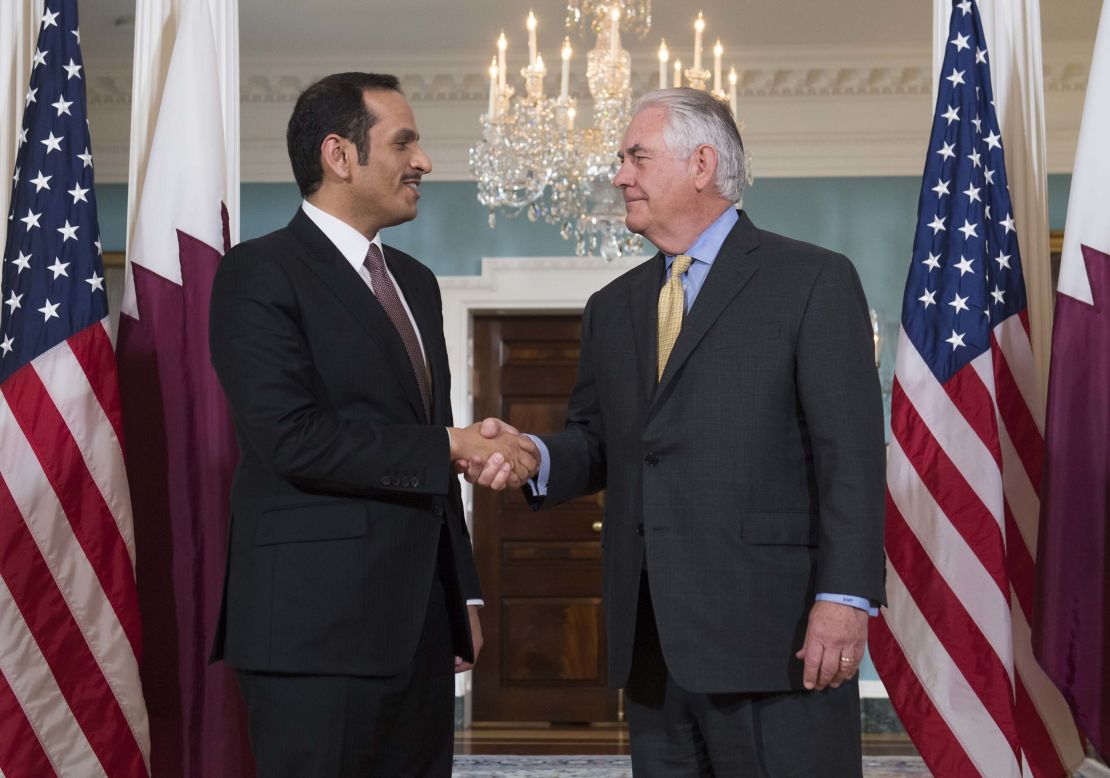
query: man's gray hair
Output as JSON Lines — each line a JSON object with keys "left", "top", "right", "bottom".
{"left": 633, "top": 87, "right": 746, "bottom": 203}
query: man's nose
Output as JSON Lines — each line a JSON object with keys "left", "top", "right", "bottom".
{"left": 412, "top": 143, "right": 432, "bottom": 174}
{"left": 613, "top": 163, "right": 631, "bottom": 188}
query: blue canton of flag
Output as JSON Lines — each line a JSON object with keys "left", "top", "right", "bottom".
{"left": 903, "top": 0, "right": 1027, "bottom": 384}
{"left": 2, "top": 0, "right": 105, "bottom": 383}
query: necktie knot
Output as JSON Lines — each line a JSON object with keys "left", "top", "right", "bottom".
{"left": 673, "top": 254, "right": 694, "bottom": 276}
{"left": 363, "top": 242, "right": 385, "bottom": 272}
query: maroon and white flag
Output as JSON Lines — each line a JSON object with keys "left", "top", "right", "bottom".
{"left": 1034, "top": 0, "right": 1110, "bottom": 758}
{"left": 116, "top": 0, "right": 250, "bottom": 775}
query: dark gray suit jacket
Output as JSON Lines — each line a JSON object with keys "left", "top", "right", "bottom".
{"left": 534, "top": 210, "right": 886, "bottom": 694}
{"left": 208, "top": 209, "right": 479, "bottom": 677}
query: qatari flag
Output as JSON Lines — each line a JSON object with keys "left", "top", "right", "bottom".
{"left": 1034, "top": 0, "right": 1110, "bottom": 759}
{"left": 115, "top": 0, "right": 252, "bottom": 775}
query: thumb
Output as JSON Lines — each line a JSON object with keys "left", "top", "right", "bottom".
{"left": 480, "top": 417, "right": 503, "bottom": 438}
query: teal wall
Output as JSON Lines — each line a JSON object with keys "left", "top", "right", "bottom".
{"left": 96, "top": 175, "right": 1074, "bottom": 272}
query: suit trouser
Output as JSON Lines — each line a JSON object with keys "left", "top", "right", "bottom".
{"left": 625, "top": 572, "right": 863, "bottom": 778}
{"left": 235, "top": 532, "right": 457, "bottom": 778}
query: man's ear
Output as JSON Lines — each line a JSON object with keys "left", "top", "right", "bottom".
{"left": 691, "top": 144, "right": 718, "bottom": 193}
{"left": 320, "top": 134, "right": 350, "bottom": 182}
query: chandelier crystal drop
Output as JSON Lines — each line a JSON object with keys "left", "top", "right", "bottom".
{"left": 565, "top": 0, "right": 652, "bottom": 39}
{"left": 470, "top": 3, "right": 746, "bottom": 259}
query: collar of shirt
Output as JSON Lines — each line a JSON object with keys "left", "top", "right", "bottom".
{"left": 663, "top": 206, "right": 739, "bottom": 312}
{"left": 301, "top": 199, "right": 383, "bottom": 274}
{"left": 299, "top": 199, "right": 430, "bottom": 361}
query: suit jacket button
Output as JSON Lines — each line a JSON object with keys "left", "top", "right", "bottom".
{"left": 401, "top": 477, "right": 411, "bottom": 487}
{"left": 636, "top": 522, "right": 644, "bottom": 535}
{"left": 433, "top": 504, "right": 444, "bottom": 517}
{"left": 644, "top": 453, "right": 659, "bottom": 466}
{"left": 381, "top": 476, "right": 392, "bottom": 486}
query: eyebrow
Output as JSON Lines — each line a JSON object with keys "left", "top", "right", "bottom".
{"left": 391, "top": 128, "right": 419, "bottom": 143}
{"left": 617, "top": 143, "right": 648, "bottom": 162}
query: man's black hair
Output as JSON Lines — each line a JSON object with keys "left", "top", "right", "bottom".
{"left": 286, "top": 72, "right": 402, "bottom": 197}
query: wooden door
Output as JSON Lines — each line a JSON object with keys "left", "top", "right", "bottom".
{"left": 471, "top": 315, "right": 617, "bottom": 722}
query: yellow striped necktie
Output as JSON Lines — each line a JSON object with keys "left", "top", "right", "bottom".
{"left": 657, "top": 254, "right": 693, "bottom": 381}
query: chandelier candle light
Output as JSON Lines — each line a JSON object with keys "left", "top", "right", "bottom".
{"left": 470, "top": 2, "right": 749, "bottom": 258}
{"left": 657, "top": 39, "right": 668, "bottom": 89}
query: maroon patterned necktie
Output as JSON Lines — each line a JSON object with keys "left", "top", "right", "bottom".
{"left": 363, "top": 243, "right": 432, "bottom": 419}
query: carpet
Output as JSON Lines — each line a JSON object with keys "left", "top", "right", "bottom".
{"left": 451, "top": 755, "right": 1110, "bottom": 777}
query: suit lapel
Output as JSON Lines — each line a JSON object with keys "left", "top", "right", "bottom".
{"left": 629, "top": 252, "right": 665, "bottom": 407}
{"left": 286, "top": 210, "right": 429, "bottom": 423}
{"left": 651, "top": 211, "right": 762, "bottom": 410}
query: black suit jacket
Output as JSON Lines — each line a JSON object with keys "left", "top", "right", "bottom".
{"left": 535, "top": 211, "right": 886, "bottom": 693}
{"left": 208, "top": 209, "right": 479, "bottom": 677}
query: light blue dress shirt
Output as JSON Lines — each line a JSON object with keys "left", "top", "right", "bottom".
{"left": 526, "top": 207, "right": 875, "bottom": 615}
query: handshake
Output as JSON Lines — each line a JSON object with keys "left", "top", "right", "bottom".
{"left": 448, "top": 418, "right": 538, "bottom": 490}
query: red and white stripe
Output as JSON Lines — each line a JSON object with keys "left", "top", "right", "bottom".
{"left": 871, "top": 318, "right": 1085, "bottom": 777}
{"left": 0, "top": 319, "right": 150, "bottom": 777}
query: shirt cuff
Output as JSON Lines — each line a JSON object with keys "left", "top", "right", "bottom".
{"left": 465, "top": 599, "right": 484, "bottom": 607}
{"left": 816, "top": 592, "right": 879, "bottom": 617}
{"left": 524, "top": 434, "right": 550, "bottom": 497}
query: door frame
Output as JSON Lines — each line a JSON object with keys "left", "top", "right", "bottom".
{"left": 438, "top": 256, "right": 645, "bottom": 724}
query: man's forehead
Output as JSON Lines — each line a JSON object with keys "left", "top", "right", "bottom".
{"left": 365, "top": 90, "right": 415, "bottom": 121}
{"left": 621, "top": 109, "right": 665, "bottom": 149}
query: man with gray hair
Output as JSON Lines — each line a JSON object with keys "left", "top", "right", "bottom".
{"left": 466, "top": 87, "right": 886, "bottom": 776}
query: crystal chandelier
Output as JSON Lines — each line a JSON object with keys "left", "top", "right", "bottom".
{"left": 469, "top": 3, "right": 745, "bottom": 259}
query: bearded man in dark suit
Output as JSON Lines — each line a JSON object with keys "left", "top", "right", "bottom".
{"left": 467, "top": 88, "right": 886, "bottom": 777}
{"left": 209, "top": 72, "right": 537, "bottom": 777}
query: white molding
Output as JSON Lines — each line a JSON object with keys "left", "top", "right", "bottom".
{"left": 858, "top": 679, "right": 889, "bottom": 699}
{"left": 84, "top": 45, "right": 1094, "bottom": 105}
{"left": 82, "top": 45, "right": 1090, "bottom": 183}
{"left": 1079, "top": 760, "right": 1110, "bottom": 778}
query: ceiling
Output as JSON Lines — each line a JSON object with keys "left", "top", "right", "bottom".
{"left": 78, "top": 0, "right": 1102, "bottom": 63}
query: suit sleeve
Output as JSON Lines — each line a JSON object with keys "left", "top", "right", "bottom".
{"left": 530, "top": 295, "right": 608, "bottom": 508}
{"left": 795, "top": 254, "right": 887, "bottom": 605}
{"left": 209, "top": 244, "right": 453, "bottom": 497}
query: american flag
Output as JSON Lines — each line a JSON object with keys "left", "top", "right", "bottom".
{"left": 0, "top": 1, "right": 150, "bottom": 775}
{"left": 868, "top": 1, "right": 1086, "bottom": 776}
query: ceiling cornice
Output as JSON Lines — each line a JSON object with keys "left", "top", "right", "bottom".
{"left": 83, "top": 43, "right": 1092, "bottom": 182}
